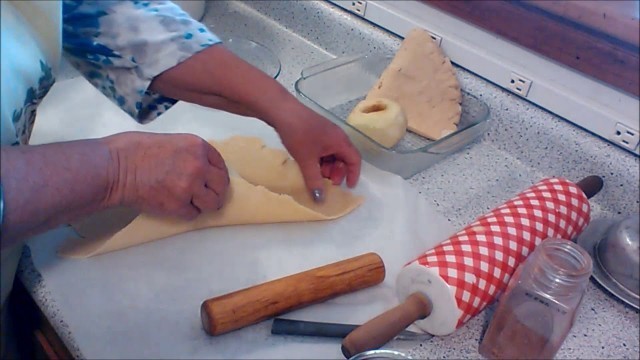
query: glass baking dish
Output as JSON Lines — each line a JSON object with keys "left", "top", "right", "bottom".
{"left": 294, "top": 54, "right": 491, "bottom": 179}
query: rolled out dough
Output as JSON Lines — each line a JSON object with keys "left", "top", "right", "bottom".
{"left": 60, "top": 136, "right": 364, "bottom": 258}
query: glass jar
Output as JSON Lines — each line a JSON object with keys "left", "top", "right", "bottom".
{"left": 479, "top": 238, "right": 593, "bottom": 359}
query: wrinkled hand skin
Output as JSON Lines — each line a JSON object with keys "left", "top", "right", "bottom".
{"left": 274, "top": 103, "right": 362, "bottom": 195}
{"left": 102, "top": 132, "right": 230, "bottom": 220}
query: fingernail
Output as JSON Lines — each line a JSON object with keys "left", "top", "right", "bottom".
{"left": 312, "top": 189, "right": 324, "bottom": 203}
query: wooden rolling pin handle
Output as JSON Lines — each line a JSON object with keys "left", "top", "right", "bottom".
{"left": 200, "top": 252, "right": 385, "bottom": 336}
{"left": 576, "top": 175, "right": 603, "bottom": 199}
{"left": 341, "top": 291, "right": 432, "bottom": 359}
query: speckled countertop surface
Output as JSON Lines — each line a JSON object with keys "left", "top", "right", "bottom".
{"left": 18, "top": 1, "right": 639, "bottom": 359}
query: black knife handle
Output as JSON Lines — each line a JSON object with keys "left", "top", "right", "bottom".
{"left": 271, "top": 318, "right": 357, "bottom": 338}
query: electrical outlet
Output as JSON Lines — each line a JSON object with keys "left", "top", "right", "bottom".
{"left": 428, "top": 31, "right": 442, "bottom": 47}
{"left": 347, "top": 1, "right": 367, "bottom": 17}
{"left": 611, "top": 122, "right": 640, "bottom": 151}
{"left": 508, "top": 72, "right": 532, "bottom": 97}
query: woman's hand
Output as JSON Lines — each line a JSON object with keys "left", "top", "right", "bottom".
{"left": 103, "top": 132, "right": 229, "bottom": 219}
{"left": 273, "top": 102, "right": 361, "bottom": 201}
{"left": 0, "top": 132, "right": 228, "bottom": 245}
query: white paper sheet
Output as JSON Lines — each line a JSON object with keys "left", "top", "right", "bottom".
{"left": 24, "top": 77, "right": 456, "bottom": 359}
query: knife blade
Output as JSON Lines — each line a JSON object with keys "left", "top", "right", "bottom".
{"left": 271, "top": 318, "right": 433, "bottom": 341}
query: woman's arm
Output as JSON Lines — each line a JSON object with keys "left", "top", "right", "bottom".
{"left": 61, "top": 1, "right": 362, "bottom": 201}
{"left": 150, "top": 45, "right": 362, "bottom": 199}
{"left": 0, "top": 132, "right": 228, "bottom": 248}
{"left": 0, "top": 139, "right": 113, "bottom": 246}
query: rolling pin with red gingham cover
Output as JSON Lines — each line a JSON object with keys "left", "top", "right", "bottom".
{"left": 341, "top": 176, "right": 603, "bottom": 358}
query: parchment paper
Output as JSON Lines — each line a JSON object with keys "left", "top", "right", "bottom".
{"left": 24, "top": 77, "right": 456, "bottom": 359}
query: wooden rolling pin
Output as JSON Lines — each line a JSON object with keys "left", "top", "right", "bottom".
{"left": 341, "top": 176, "right": 603, "bottom": 358}
{"left": 200, "top": 252, "right": 385, "bottom": 336}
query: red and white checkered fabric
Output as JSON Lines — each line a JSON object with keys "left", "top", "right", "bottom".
{"left": 408, "top": 177, "right": 591, "bottom": 329}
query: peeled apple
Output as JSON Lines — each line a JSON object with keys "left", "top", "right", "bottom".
{"left": 346, "top": 98, "right": 408, "bottom": 148}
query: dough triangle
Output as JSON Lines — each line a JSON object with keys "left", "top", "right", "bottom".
{"left": 365, "top": 28, "right": 462, "bottom": 140}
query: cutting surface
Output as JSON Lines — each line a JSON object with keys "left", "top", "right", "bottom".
{"left": 25, "top": 77, "right": 456, "bottom": 359}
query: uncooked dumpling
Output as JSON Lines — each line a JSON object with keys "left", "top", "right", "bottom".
{"left": 366, "top": 28, "right": 462, "bottom": 140}
{"left": 60, "top": 136, "right": 365, "bottom": 258}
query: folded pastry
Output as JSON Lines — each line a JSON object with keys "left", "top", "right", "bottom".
{"left": 60, "top": 136, "right": 364, "bottom": 258}
{"left": 366, "top": 28, "right": 462, "bottom": 140}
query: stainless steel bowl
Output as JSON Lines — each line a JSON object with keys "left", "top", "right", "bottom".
{"left": 348, "top": 350, "right": 412, "bottom": 360}
{"left": 596, "top": 215, "right": 640, "bottom": 297}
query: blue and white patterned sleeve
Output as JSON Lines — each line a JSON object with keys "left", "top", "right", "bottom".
{"left": 62, "top": 0, "right": 221, "bottom": 123}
